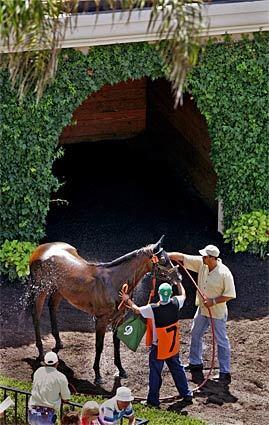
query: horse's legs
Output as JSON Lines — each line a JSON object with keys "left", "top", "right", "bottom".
{"left": 32, "top": 292, "right": 47, "bottom": 360}
{"left": 48, "top": 292, "right": 63, "bottom": 351}
{"left": 113, "top": 330, "right": 128, "bottom": 379}
{"left": 93, "top": 317, "right": 107, "bottom": 385}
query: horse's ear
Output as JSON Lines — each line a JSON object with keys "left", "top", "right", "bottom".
{"left": 152, "top": 235, "right": 165, "bottom": 253}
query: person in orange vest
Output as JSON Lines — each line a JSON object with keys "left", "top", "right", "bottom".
{"left": 120, "top": 282, "right": 192, "bottom": 408}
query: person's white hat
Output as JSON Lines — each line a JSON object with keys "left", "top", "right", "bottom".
{"left": 199, "top": 245, "right": 220, "bottom": 258}
{"left": 44, "top": 351, "right": 58, "bottom": 365}
{"left": 115, "top": 386, "right": 134, "bottom": 402}
{"left": 82, "top": 401, "right": 99, "bottom": 415}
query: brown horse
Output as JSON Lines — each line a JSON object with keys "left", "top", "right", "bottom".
{"left": 29, "top": 236, "right": 178, "bottom": 384}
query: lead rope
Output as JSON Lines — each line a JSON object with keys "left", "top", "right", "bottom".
{"left": 177, "top": 261, "right": 216, "bottom": 392}
{"left": 148, "top": 258, "right": 216, "bottom": 393}
{"left": 135, "top": 260, "right": 216, "bottom": 402}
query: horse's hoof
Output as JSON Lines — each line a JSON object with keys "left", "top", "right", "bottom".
{"left": 94, "top": 376, "right": 104, "bottom": 386}
{"left": 119, "top": 370, "right": 128, "bottom": 379}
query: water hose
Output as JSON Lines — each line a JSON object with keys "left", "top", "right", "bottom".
{"left": 177, "top": 262, "right": 216, "bottom": 392}
{"left": 70, "top": 261, "right": 216, "bottom": 402}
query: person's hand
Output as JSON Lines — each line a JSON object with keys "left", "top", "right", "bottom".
{"left": 169, "top": 254, "right": 178, "bottom": 261}
{"left": 203, "top": 296, "right": 214, "bottom": 308}
{"left": 169, "top": 254, "right": 183, "bottom": 264}
{"left": 119, "top": 291, "right": 130, "bottom": 303}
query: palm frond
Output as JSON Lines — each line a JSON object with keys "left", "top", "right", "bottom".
{"left": 0, "top": 0, "right": 78, "bottom": 100}
{"left": 0, "top": 0, "right": 205, "bottom": 103}
{"left": 149, "top": 0, "right": 204, "bottom": 106}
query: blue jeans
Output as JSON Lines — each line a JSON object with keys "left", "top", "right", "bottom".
{"left": 189, "top": 308, "right": 231, "bottom": 373}
{"left": 148, "top": 344, "right": 192, "bottom": 406}
{"left": 28, "top": 407, "right": 57, "bottom": 425}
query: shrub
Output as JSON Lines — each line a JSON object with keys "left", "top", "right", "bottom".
{"left": 224, "top": 210, "right": 269, "bottom": 257}
{"left": 187, "top": 32, "right": 269, "bottom": 229}
{"left": 0, "top": 375, "right": 205, "bottom": 425}
{"left": 0, "top": 240, "right": 37, "bottom": 281}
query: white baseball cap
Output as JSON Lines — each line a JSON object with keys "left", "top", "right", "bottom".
{"left": 199, "top": 245, "right": 220, "bottom": 258}
{"left": 44, "top": 351, "right": 58, "bottom": 365}
{"left": 115, "top": 386, "right": 134, "bottom": 402}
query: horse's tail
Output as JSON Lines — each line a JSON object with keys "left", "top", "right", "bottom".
{"left": 22, "top": 262, "right": 41, "bottom": 314}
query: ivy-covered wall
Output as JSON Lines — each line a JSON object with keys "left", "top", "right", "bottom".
{"left": 187, "top": 33, "right": 268, "bottom": 228}
{"left": 0, "top": 43, "right": 165, "bottom": 244}
{"left": 0, "top": 34, "right": 268, "bottom": 271}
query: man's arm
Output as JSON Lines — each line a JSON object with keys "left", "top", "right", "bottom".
{"left": 203, "top": 295, "right": 234, "bottom": 308}
{"left": 175, "top": 280, "right": 185, "bottom": 298}
{"left": 120, "top": 292, "right": 141, "bottom": 314}
{"left": 128, "top": 415, "right": 136, "bottom": 425}
{"left": 168, "top": 252, "right": 184, "bottom": 262}
{"left": 60, "top": 376, "right": 71, "bottom": 402}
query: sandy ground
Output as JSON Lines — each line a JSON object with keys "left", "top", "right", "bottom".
{"left": 0, "top": 283, "right": 268, "bottom": 425}
{"left": 1, "top": 137, "right": 268, "bottom": 424}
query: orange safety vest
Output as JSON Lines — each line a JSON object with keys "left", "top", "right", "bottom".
{"left": 146, "top": 298, "right": 181, "bottom": 360}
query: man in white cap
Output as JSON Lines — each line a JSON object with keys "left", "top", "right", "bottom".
{"left": 169, "top": 245, "right": 236, "bottom": 385}
{"left": 99, "top": 386, "right": 135, "bottom": 425}
{"left": 28, "top": 351, "right": 71, "bottom": 424}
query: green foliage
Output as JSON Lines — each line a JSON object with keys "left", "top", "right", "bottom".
{"left": 1, "top": 34, "right": 269, "bottom": 262}
{"left": 0, "top": 375, "right": 204, "bottom": 425}
{"left": 224, "top": 210, "right": 269, "bottom": 257}
{"left": 0, "top": 1, "right": 203, "bottom": 103}
{"left": 187, "top": 32, "right": 269, "bottom": 234}
{"left": 0, "top": 1, "right": 77, "bottom": 99}
{"left": 0, "top": 240, "right": 37, "bottom": 281}
{"left": 0, "top": 43, "right": 165, "bottom": 248}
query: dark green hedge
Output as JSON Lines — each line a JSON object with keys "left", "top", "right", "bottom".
{"left": 0, "top": 43, "right": 165, "bottom": 243}
{"left": 187, "top": 32, "right": 269, "bottom": 227}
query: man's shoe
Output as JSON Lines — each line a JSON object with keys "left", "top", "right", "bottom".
{"left": 184, "top": 363, "right": 203, "bottom": 371}
{"left": 218, "top": 372, "right": 231, "bottom": 385}
{"left": 191, "top": 370, "right": 205, "bottom": 384}
{"left": 182, "top": 395, "right": 193, "bottom": 405}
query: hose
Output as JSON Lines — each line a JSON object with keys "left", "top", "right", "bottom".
{"left": 69, "top": 263, "right": 216, "bottom": 402}
{"left": 178, "top": 262, "right": 216, "bottom": 393}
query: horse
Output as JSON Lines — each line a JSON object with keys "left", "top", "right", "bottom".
{"left": 28, "top": 235, "right": 182, "bottom": 384}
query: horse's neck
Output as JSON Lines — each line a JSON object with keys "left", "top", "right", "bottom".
{"left": 108, "top": 257, "right": 148, "bottom": 292}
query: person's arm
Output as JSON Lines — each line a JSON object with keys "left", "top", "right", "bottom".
{"left": 128, "top": 416, "right": 136, "bottom": 425}
{"left": 175, "top": 280, "right": 186, "bottom": 298}
{"left": 119, "top": 292, "right": 141, "bottom": 315}
{"left": 169, "top": 252, "right": 202, "bottom": 273}
{"left": 99, "top": 407, "right": 114, "bottom": 425}
{"left": 60, "top": 376, "right": 71, "bottom": 402}
{"left": 168, "top": 252, "right": 184, "bottom": 262}
{"left": 204, "top": 270, "right": 236, "bottom": 307}
{"left": 203, "top": 295, "right": 234, "bottom": 308}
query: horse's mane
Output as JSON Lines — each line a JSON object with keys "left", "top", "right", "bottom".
{"left": 95, "top": 248, "right": 144, "bottom": 268}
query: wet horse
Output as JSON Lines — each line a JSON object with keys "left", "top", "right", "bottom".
{"left": 29, "top": 236, "right": 181, "bottom": 384}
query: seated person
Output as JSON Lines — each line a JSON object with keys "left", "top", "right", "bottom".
{"left": 99, "top": 387, "right": 135, "bottom": 425}
{"left": 81, "top": 401, "right": 101, "bottom": 425}
{"left": 61, "top": 411, "right": 80, "bottom": 425}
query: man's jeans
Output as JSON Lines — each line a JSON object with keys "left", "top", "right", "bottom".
{"left": 28, "top": 407, "right": 57, "bottom": 425}
{"left": 189, "top": 308, "right": 231, "bottom": 373}
{"left": 148, "top": 344, "right": 192, "bottom": 406}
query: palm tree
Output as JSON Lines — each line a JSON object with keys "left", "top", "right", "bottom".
{"left": 0, "top": 0, "right": 204, "bottom": 104}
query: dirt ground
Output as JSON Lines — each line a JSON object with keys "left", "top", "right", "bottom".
{"left": 0, "top": 280, "right": 268, "bottom": 425}
{"left": 1, "top": 137, "right": 269, "bottom": 424}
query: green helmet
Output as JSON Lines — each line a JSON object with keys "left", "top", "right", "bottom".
{"left": 158, "top": 282, "right": 172, "bottom": 303}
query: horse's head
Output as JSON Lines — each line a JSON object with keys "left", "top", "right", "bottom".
{"left": 147, "top": 235, "right": 165, "bottom": 257}
{"left": 131, "top": 236, "right": 183, "bottom": 306}
{"left": 144, "top": 235, "right": 182, "bottom": 285}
